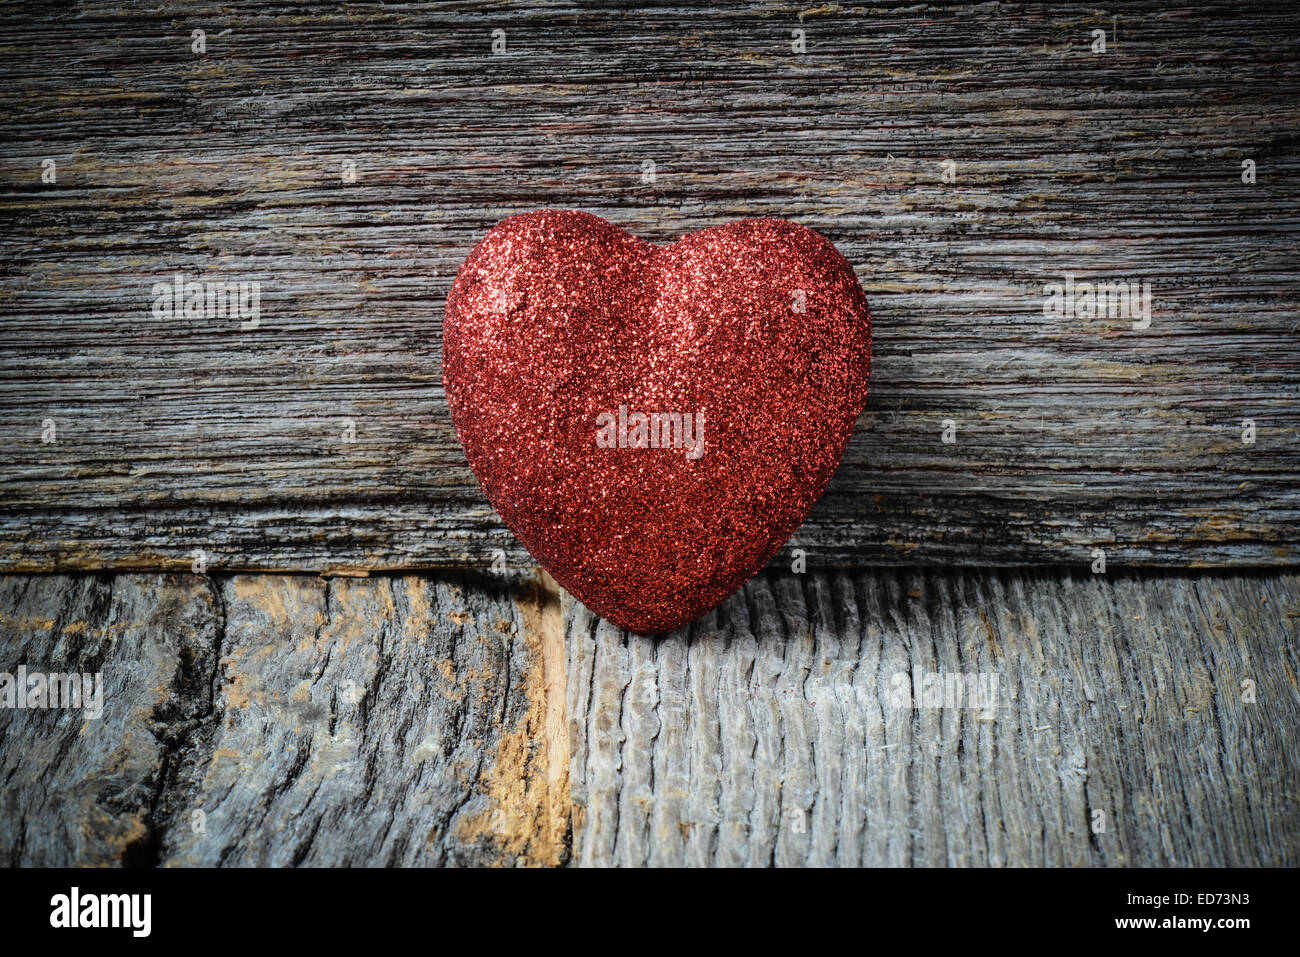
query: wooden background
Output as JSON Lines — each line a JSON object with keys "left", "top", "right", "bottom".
{"left": 567, "top": 568, "right": 1300, "bottom": 866}
{"left": 4, "top": 568, "right": 1296, "bottom": 867}
{"left": 1, "top": 2, "right": 1298, "bottom": 869}
{"left": 2, "top": 0, "right": 1298, "bottom": 572}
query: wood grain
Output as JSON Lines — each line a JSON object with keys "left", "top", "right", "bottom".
{"left": 4, "top": 566, "right": 1296, "bottom": 867}
{"left": 0, "top": 571, "right": 570, "bottom": 867}
{"left": 1, "top": 1, "right": 1299, "bottom": 572}
{"left": 567, "top": 568, "right": 1300, "bottom": 866}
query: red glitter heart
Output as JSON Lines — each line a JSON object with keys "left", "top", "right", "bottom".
{"left": 443, "top": 211, "right": 871, "bottom": 633}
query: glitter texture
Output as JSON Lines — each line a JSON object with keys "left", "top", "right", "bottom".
{"left": 443, "top": 210, "right": 871, "bottom": 633}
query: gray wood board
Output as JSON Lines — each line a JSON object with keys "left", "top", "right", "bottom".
{"left": 2, "top": 566, "right": 1296, "bottom": 867}
{"left": 0, "top": 571, "right": 570, "bottom": 867}
{"left": 567, "top": 568, "right": 1300, "bottom": 866}
{"left": 1, "top": 2, "right": 1299, "bottom": 572}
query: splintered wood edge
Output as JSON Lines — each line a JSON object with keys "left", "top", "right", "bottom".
{"left": 534, "top": 569, "right": 572, "bottom": 862}
{"left": 478, "top": 568, "right": 570, "bottom": 867}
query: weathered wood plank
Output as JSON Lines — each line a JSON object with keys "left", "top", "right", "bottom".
{"left": 566, "top": 568, "right": 1300, "bottom": 866}
{"left": 5, "top": 567, "right": 1297, "bottom": 867}
{"left": 1, "top": 2, "right": 1298, "bottom": 571}
{"left": 0, "top": 571, "right": 570, "bottom": 867}
{"left": 0, "top": 573, "right": 215, "bottom": 866}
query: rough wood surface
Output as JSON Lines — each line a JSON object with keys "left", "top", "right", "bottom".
{"left": 1, "top": 2, "right": 1298, "bottom": 572}
{"left": 5, "top": 567, "right": 1297, "bottom": 868}
{"left": 567, "top": 568, "right": 1300, "bottom": 866}
{"left": 0, "top": 571, "right": 570, "bottom": 867}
